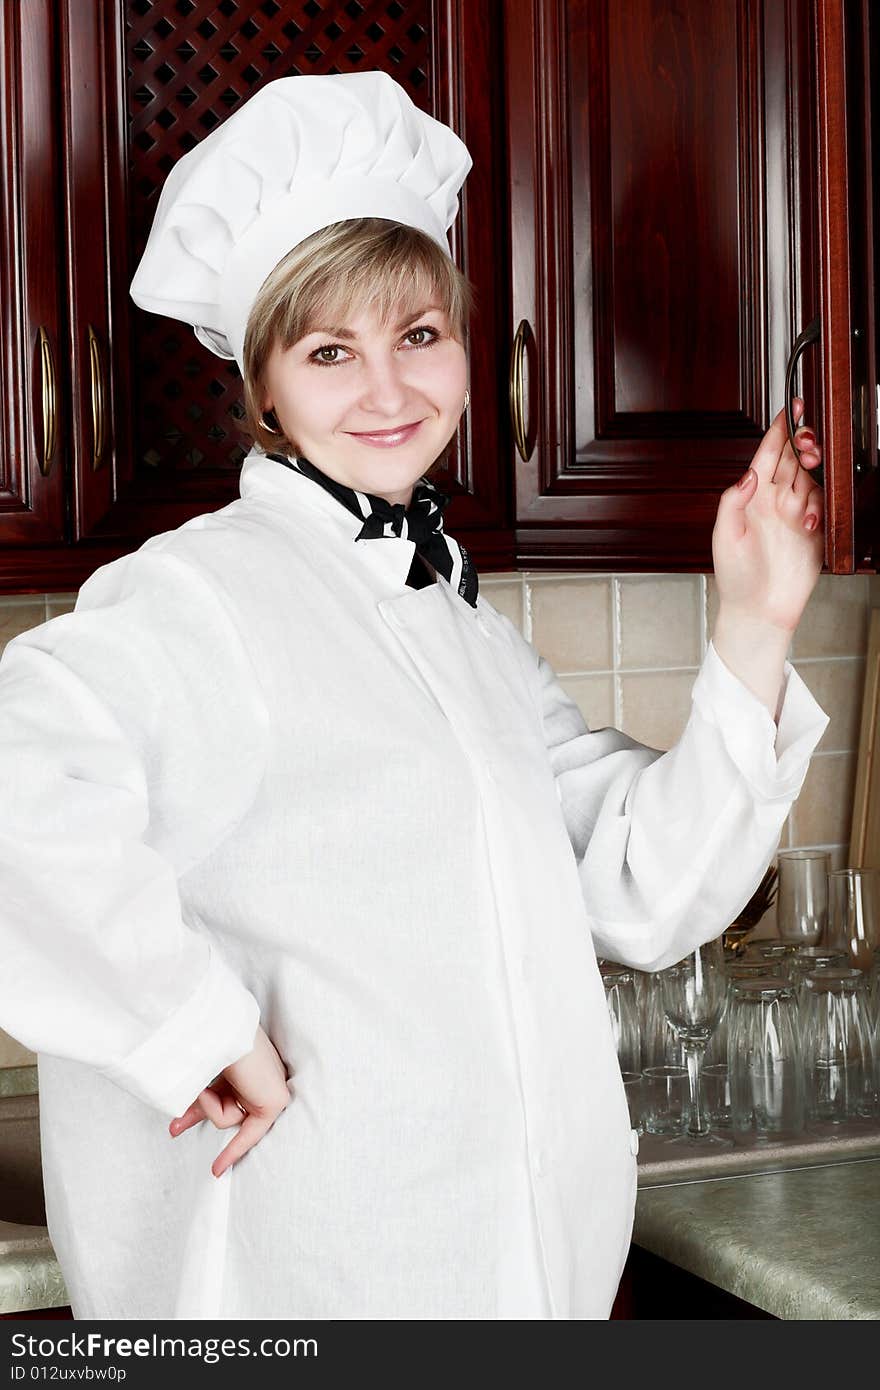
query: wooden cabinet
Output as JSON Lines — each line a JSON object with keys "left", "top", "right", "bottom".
{"left": 0, "top": 0, "right": 876, "bottom": 591}
{"left": 0, "top": 0, "right": 513, "bottom": 592}
{"left": 505, "top": 0, "right": 878, "bottom": 573}
{"left": 0, "top": 1, "right": 68, "bottom": 554}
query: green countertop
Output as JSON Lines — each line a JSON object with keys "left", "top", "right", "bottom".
{"left": 0, "top": 1221, "right": 67, "bottom": 1316}
{"left": 633, "top": 1157, "right": 880, "bottom": 1319}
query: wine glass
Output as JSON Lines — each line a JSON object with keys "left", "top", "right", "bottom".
{"left": 826, "top": 869, "right": 880, "bottom": 973}
{"left": 658, "top": 937, "right": 733, "bottom": 1150}
{"left": 776, "top": 850, "right": 829, "bottom": 946}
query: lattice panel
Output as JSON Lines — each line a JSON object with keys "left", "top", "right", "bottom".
{"left": 125, "top": 0, "right": 433, "bottom": 475}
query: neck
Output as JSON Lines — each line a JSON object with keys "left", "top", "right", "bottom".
{"left": 378, "top": 486, "right": 415, "bottom": 508}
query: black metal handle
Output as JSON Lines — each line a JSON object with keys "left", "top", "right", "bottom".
{"left": 784, "top": 315, "right": 821, "bottom": 463}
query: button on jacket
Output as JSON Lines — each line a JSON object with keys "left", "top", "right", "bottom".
{"left": 0, "top": 450, "right": 829, "bottom": 1319}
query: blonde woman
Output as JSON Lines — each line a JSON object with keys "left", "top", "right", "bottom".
{"left": 0, "top": 73, "right": 827, "bottom": 1320}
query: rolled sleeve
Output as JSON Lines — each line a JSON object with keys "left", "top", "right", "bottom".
{"left": 0, "top": 547, "right": 270, "bottom": 1119}
{"left": 98, "top": 944, "right": 261, "bottom": 1118}
{"left": 525, "top": 627, "right": 831, "bottom": 972}
{"left": 694, "top": 639, "right": 830, "bottom": 803}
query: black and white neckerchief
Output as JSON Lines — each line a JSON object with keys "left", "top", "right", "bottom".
{"left": 266, "top": 452, "right": 479, "bottom": 609}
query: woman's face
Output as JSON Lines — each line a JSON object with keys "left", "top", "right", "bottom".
{"left": 261, "top": 301, "right": 468, "bottom": 506}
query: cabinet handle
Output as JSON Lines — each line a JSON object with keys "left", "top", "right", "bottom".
{"left": 37, "top": 326, "right": 57, "bottom": 477}
{"left": 509, "top": 318, "right": 533, "bottom": 462}
{"left": 88, "top": 324, "right": 107, "bottom": 470}
{"left": 784, "top": 315, "right": 822, "bottom": 480}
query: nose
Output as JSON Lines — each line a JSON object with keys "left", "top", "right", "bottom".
{"left": 356, "top": 352, "right": 411, "bottom": 421}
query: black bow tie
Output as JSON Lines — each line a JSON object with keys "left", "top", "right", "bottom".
{"left": 267, "top": 453, "right": 479, "bottom": 608}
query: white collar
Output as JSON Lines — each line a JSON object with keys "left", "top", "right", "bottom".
{"left": 239, "top": 449, "right": 366, "bottom": 540}
{"left": 238, "top": 447, "right": 431, "bottom": 595}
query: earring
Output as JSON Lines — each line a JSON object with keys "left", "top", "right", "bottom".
{"left": 260, "top": 409, "right": 282, "bottom": 435}
{"left": 463, "top": 389, "right": 470, "bottom": 410}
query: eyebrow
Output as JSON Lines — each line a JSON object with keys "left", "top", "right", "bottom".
{"left": 305, "top": 306, "right": 443, "bottom": 341}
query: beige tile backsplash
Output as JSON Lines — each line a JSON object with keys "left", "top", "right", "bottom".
{"left": 1, "top": 571, "right": 875, "bottom": 1068}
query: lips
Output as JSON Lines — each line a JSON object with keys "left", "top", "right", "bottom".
{"left": 346, "top": 420, "right": 424, "bottom": 448}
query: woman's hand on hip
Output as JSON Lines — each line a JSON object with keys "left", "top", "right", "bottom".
{"left": 711, "top": 398, "right": 824, "bottom": 633}
{"left": 168, "top": 1025, "right": 292, "bottom": 1178}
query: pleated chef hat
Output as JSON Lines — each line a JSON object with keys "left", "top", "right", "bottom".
{"left": 129, "top": 70, "right": 473, "bottom": 374}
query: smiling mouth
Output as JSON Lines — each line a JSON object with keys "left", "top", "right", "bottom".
{"left": 348, "top": 421, "right": 424, "bottom": 436}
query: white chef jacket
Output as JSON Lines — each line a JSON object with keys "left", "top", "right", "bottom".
{"left": 0, "top": 448, "right": 829, "bottom": 1320}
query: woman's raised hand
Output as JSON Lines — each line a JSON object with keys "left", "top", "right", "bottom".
{"left": 711, "top": 398, "right": 824, "bottom": 634}
{"left": 168, "top": 1024, "right": 292, "bottom": 1178}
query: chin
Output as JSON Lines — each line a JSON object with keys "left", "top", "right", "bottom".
{"left": 348, "top": 449, "right": 438, "bottom": 484}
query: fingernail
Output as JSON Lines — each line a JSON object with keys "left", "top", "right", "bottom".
{"left": 737, "top": 468, "right": 755, "bottom": 489}
{"left": 804, "top": 515, "right": 819, "bottom": 531}
{"left": 799, "top": 430, "right": 816, "bottom": 445}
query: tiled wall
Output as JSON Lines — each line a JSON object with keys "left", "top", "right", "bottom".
{"left": 479, "top": 569, "right": 876, "bottom": 938}
{"left": 0, "top": 572, "right": 876, "bottom": 1069}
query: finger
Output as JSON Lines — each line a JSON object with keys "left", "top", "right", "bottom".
{"left": 803, "top": 484, "right": 825, "bottom": 530}
{"left": 794, "top": 421, "right": 816, "bottom": 450}
{"left": 771, "top": 437, "right": 800, "bottom": 489}
{"left": 212, "top": 1111, "right": 282, "bottom": 1179}
{"left": 747, "top": 407, "right": 787, "bottom": 484}
{"left": 791, "top": 461, "right": 817, "bottom": 499}
{"left": 169, "top": 1098, "right": 205, "bottom": 1138}
{"left": 198, "top": 1085, "right": 251, "bottom": 1130}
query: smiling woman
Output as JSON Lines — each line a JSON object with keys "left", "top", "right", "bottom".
{"left": 0, "top": 67, "right": 832, "bottom": 1326}
{"left": 242, "top": 218, "right": 475, "bottom": 500}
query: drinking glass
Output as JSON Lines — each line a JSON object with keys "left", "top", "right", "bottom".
{"left": 631, "top": 968, "right": 650, "bottom": 1033}
{"left": 702, "top": 977, "right": 732, "bottom": 1126}
{"left": 642, "top": 971, "right": 684, "bottom": 1068}
{"left": 776, "top": 850, "right": 829, "bottom": 946}
{"left": 802, "top": 967, "right": 876, "bottom": 1128}
{"left": 658, "top": 938, "right": 733, "bottom": 1150}
{"left": 827, "top": 869, "right": 880, "bottom": 973}
{"left": 755, "top": 942, "right": 800, "bottom": 976}
{"left": 620, "top": 1071, "right": 644, "bottom": 1135}
{"left": 789, "top": 947, "right": 849, "bottom": 996}
{"left": 641, "top": 1065, "right": 689, "bottom": 1135}
{"left": 602, "top": 967, "right": 641, "bottom": 1074}
{"left": 728, "top": 978, "right": 805, "bottom": 1140}
{"left": 702, "top": 1062, "right": 732, "bottom": 1129}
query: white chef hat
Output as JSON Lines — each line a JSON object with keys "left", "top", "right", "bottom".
{"left": 128, "top": 70, "right": 472, "bottom": 374}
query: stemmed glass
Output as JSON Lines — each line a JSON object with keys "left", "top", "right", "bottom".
{"left": 658, "top": 937, "right": 734, "bottom": 1150}
{"left": 826, "top": 869, "right": 880, "bottom": 973}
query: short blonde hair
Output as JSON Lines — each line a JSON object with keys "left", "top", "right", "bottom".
{"left": 242, "top": 218, "right": 476, "bottom": 469}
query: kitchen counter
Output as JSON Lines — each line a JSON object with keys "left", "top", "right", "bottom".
{"left": 3, "top": 1134, "right": 880, "bottom": 1317}
{"left": 0, "top": 1221, "right": 67, "bottom": 1316}
{"left": 633, "top": 1156, "right": 880, "bottom": 1319}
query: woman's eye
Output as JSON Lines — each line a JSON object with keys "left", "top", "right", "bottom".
{"left": 308, "top": 325, "right": 440, "bottom": 367}
{"left": 406, "top": 326, "right": 438, "bottom": 347}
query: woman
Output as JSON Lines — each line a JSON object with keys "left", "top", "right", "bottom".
{"left": 0, "top": 72, "right": 828, "bottom": 1320}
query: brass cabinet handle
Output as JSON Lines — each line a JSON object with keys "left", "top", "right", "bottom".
{"left": 784, "top": 315, "right": 822, "bottom": 483}
{"left": 88, "top": 323, "right": 107, "bottom": 469}
{"left": 509, "top": 318, "right": 533, "bottom": 462}
{"left": 38, "top": 326, "right": 57, "bottom": 476}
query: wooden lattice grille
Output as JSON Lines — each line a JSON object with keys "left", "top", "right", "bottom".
{"left": 125, "top": 0, "right": 433, "bottom": 475}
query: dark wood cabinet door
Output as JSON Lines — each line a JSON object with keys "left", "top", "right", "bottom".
{"left": 0, "top": 0, "right": 68, "bottom": 562}
{"left": 52, "top": 0, "right": 512, "bottom": 575}
{"left": 815, "top": 0, "right": 878, "bottom": 573}
{"left": 504, "top": 0, "right": 857, "bottom": 572}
